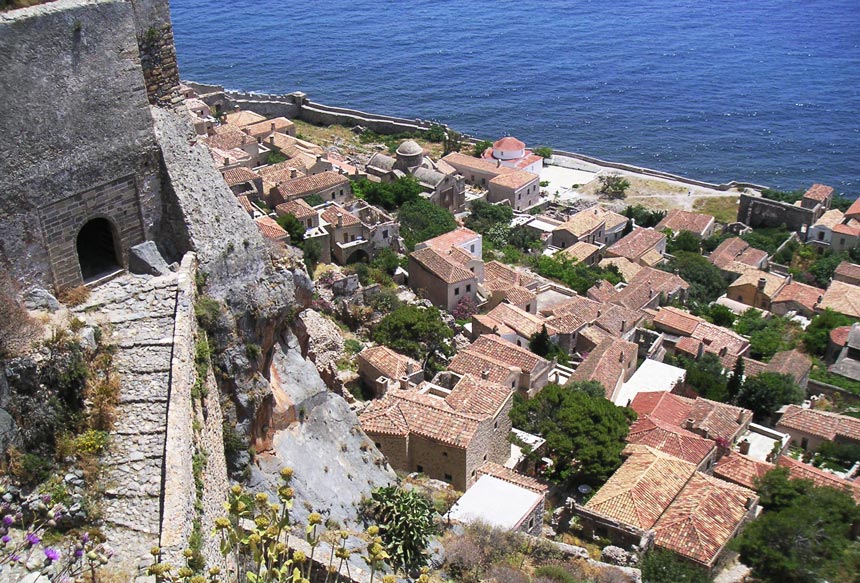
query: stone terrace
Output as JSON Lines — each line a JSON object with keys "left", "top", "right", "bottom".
{"left": 74, "top": 272, "right": 181, "bottom": 580}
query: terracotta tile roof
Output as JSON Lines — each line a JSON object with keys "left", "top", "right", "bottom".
{"left": 445, "top": 374, "right": 512, "bottom": 417}
{"left": 587, "top": 280, "right": 618, "bottom": 302}
{"left": 833, "top": 220, "right": 860, "bottom": 237}
{"left": 772, "top": 281, "right": 824, "bottom": 313}
{"left": 776, "top": 405, "right": 860, "bottom": 443}
{"left": 640, "top": 248, "right": 665, "bottom": 267}
{"left": 320, "top": 204, "right": 361, "bottom": 228}
{"left": 489, "top": 169, "right": 539, "bottom": 189}
{"left": 484, "top": 260, "right": 535, "bottom": 288}
{"left": 846, "top": 197, "right": 860, "bottom": 219}
{"left": 611, "top": 267, "right": 688, "bottom": 311}
{"left": 831, "top": 326, "right": 852, "bottom": 347}
{"left": 835, "top": 261, "right": 860, "bottom": 282}
{"left": 818, "top": 280, "right": 860, "bottom": 318}
{"left": 584, "top": 445, "right": 697, "bottom": 529}
{"left": 690, "top": 321, "right": 750, "bottom": 368}
{"left": 742, "top": 357, "right": 768, "bottom": 378}
{"left": 600, "top": 257, "right": 642, "bottom": 282}
{"left": 606, "top": 228, "right": 665, "bottom": 262}
{"left": 656, "top": 209, "right": 715, "bottom": 236}
{"left": 676, "top": 336, "right": 704, "bottom": 359}
{"left": 764, "top": 350, "right": 811, "bottom": 384}
{"left": 482, "top": 303, "right": 557, "bottom": 339}
{"left": 627, "top": 416, "right": 717, "bottom": 465}
{"left": 236, "top": 195, "right": 253, "bottom": 215}
{"left": 686, "top": 398, "right": 753, "bottom": 442}
{"left": 596, "top": 208, "right": 629, "bottom": 231}
{"left": 360, "top": 390, "right": 484, "bottom": 448}
{"left": 222, "top": 166, "right": 259, "bottom": 187}
{"left": 258, "top": 160, "right": 307, "bottom": 188}
{"left": 556, "top": 208, "right": 606, "bottom": 239}
{"left": 545, "top": 312, "right": 590, "bottom": 334}
{"left": 653, "top": 472, "right": 756, "bottom": 567}
{"left": 802, "top": 183, "right": 834, "bottom": 203}
{"left": 562, "top": 241, "right": 601, "bottom": 264}
{"left": 441, "top": 152, "right": 514, "bottom": 176}
{"left": 208, "top": 146, "right": 252, "bottom": 167}
{"left": 493, "top": 136, "right": 526, "bottom": 150}
{"left": 579, "top": 325, "right": 612, "bottom": 347}
{"left": 468, "top": 334, "right": 549, "bottom": 374}
{"left": 709, "top": 238, "right": 766, "bottom": 270}
{"left": 275, "top": 171, "right": 349, "bottom": 200}
{"left": 276, "top": 199, "right": 317, "bottom": 220}
{"left": 713, "top": 451, "right": 774, "bottom": 490}
{"left": 203, "top": 125, "right": 256, "bottom": 151}
{"left": 776, "top": 455, "right": 860, "bottom": 503}
{"left": 728, "top": 269, "right": 788, "bottom": 298}
{"left": 223, "top": 110, "right": 267, "bottom": 128}
{"left": 508, "top": 153, "right": 544, "bottom": 170}
{"left": 813, "top": 208, "right": 845, "bottom": 229}
{"left": 503, "top": 285, "right": 537, "bottom": 307}
{"left": 594, "top": 303, "right": 642, "bottom": 336}
{"left": 254, "top": 216, "right": 287, "bottom": 240}
{"left": 478, "top": 461, "right": 548, "bottom": 493}
{"left": 543, "top": 295, "right": 601, "bottom": 320}
{"left": 358, "top": 346, "right": 420, "bottom": 381}
{"left": 420, "top": 227, "right": 481, "bottom": 255}
{"left": 654, "top": 307, "right": 703, "bottom": 336}
{"left": 448, "top": 351, "right": 517, "bottom": 386}
{"left": 569, "top": 337, "right": 638, "bottom": 399}
{"left": 243, "top": 117, "right": 295, "bottom": 138}
{"left": 410, "top": 247, "right": 475, "bottom": 284}
{"left": 630, "top": 392, "right": 695, "bottom": 427}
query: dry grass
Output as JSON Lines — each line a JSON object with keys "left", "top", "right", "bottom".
{"left": 693, "top": 195, "right": 740, "bottom": 224}
{"left": 59, "top": 285, "right": 91, "bottom": 307}
{"left": 292, "top": 119, "right": 446, "bottom": 159}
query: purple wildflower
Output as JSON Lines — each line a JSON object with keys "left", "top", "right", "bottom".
{"left": 25, "top": 532, "right": 41, "bottom": 546}
{"left": 80, "top": 532, "right": 89, "bottom": 544}
{"left": 74, "top": 548, "right": 83, "bottom": 558}
{"left": 44, "top": 548, "right": 60, "bottom": 562}
{"left": 10, "top": 554, "right": 21, "bottom": 563}
{"left": 1, "top": 535, "right": 10, "bottom": 544}
{"left": 2, "top": 515, "right": 12, "bottom": 526}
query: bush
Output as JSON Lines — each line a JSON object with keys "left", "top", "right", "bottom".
{"left": 371, "top": 304, "right": 453, "bottom": 361}
{"left": 352, "top": 176, "right": 423, "bottom": 211}
{"left": 276, "top": 213, "right": 305, "bottom": 244}
{"left": 73, "top": 429, "right": 110, "bottom": 455}
{"left": 534, "top": 146, "right": 553, "bottom": 159}
{"left": 368, "top": 288, "right": 401, "bottom": 313}
{"left": 537, "top": 253, "right": 622, "bottom": 295}
{"left": 598, "top": 174, "right": 630, "bottom": 199}
{"left": 533, "top": 565, "right": 577, "bottom": 583}
{"left": 0, "top": 274, "right": 41, "bottom": 359}
{"left": 194, "top": 296, "right": 223, "bottom": 334}
{"left": 365, "top": 486, "right": 436, "bottom": 571}
{"left": 399, "top": 198, "right": 457, "bottom": 250}
{"left": 7, "top": 447, "right": 53, "bottom": 486}
{"left": 58, "top": 285, "right": 90, "bottom": 307}
{"left": 472, "top": 140, "right": 492, "bottom": 158}
{"left": 344, "top": 338, "right": 363, "bottom": 355}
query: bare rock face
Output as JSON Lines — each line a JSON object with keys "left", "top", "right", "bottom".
{"left": 249, "top": 333, "right": 395, "bottom": 529}
{"left": 294, "top": 309, "right": 346, "bottom": 395}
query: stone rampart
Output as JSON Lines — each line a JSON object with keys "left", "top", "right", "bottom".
{"left": 130, "top": 0, "right": 181, "bottom": 105}
{"left": 0, "top": 0, "right": 167, "bottom": 290}
{"left": 737, "top": 192, "right": 815, "bottom": 231}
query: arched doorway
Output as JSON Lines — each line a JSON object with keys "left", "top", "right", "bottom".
{"left": 346, "top": 249, "right": 370, "bottom": 265}
{"left": 76, "top": 218, "right": 120, "bottom": 281}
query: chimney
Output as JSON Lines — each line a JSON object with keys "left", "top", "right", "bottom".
{"left": 619, "top": 351, "right": 624, "bottom": 363}
{"left": 696, "top": 342, "right": 705, "bottom": 360}
{"left": 786, "top": 273, "right": 793, "bottom": 284}
{"left": 243, "top": 127, "right": 251, "bottom": 135}
{"left": 702, "top": 427, "right": 710, "bottom": 439}
{"left": 621, "top": 320, "right": 626, "bottom": 331}
{"left": 481, "top": 369, "right": 490, "bottom": 380}
{"left": 818, "top": 295, "right": 823, "bottom": 304}
{"left": 223, "top": 157, "right": 229, "bottom": 166}
{"left": 757, "top": 277, "right": 766, "bottom": 291}
{"left": 317, "top": 155, "right": 323, "bottom": 163}
{"left": 270, "top": 122, "right": 276, "bottom": 132}
{"left": 719, "top": 346, "right": 728, "bottom": 357}
{"left": 739, "top": 439, "right": 751, "bottom": 455}
{"left": 269, "top": 135, "right": 275, "bottom": 145}
{"left": 399, "top": 376, "right": 409, "bottom": 390}
{"left": 648, "top": 287, "right": 653, "bottom": 298}
{"left": 745, "top": 496, "right": 756, "bottom": 510}
{"left": 290, "top": 169, "right": 297, "bottom": 179}
{"left": 337, "top": 213, "right": 343, "bottom": 228}
{"left": 406, "top": 362, "right": 414, "bottom": 375}
{"left": 685, "top": 418, "right": 695, "bottom": 430}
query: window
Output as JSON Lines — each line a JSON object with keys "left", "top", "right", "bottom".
{"left": 454, "top": 287, "right": 460, "bottom": 296}
{"left": 528, "top": 517, "right": 535, "bottom": 530}
{"left": 442, "top": 451, "right": 448, "bottom": 457}
{"left": 307, "top": 219, "right": 313, "bottom": 227}
{"left": 801, "top": 437, "right": 809, "bottom": 450}
{"left": 444, "top": 473, "right": 453, "bottom": 482}
{"left": 511, "top": 381, "right": 516, "bottom": 388}
{"left": 470, "top": 244, "right": 475, "bottom": 253}
{"left": 343, "top": 233, "right": 348, "bottom": 243}
{"left": 375, "top": 442, "right": 381, "bottom": 449}
{"left": 818, "top": 231, "right": 825, "bottom": 241}
{"left": 518, "top": 193, "right": 521, "bottom": 200}
{"left": 525, "top": 304, "right": 531, "bottom": 312}
{"left": 494, "top": 420, "right": 499, "bottom": 429}
{"left": 471, "top": 470, "right": 476, "bottom": 477}
{"left": 841, "top": 238, "right": 846, "bottom": 245}
{"left": 339, "top": 189, "right": 343, "bottom": 197}
{"left": 517, "top": 340, "right": 522, "bottom": 347}
{"left": 382, "top": 229, "right": 389, "bottom": 239}
{"left": 331, "top": 192, "right": 335, "bottom": 200}
{"left": 466, "top": 284, "right": 471, "bottom": 292}
{"left": 416, "top": 465, "right": 424, "bottom": 473}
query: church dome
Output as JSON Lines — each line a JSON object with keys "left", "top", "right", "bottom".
{"left": 396, "top": 140, "right": 423, "bottom": 157}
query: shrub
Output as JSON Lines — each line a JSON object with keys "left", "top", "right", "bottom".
{"left": 598, "top": 174, "right": 630, "bottom": 199}
{"left": 344, "top": 338, "right": 363, "bottom": 355}
{"left": 365, "top": 486, "right": 436, "bottom": 571}
{"left": 194, "top": 295, "right": 223, "bottom": 333}
{"left": 534, "top": 146, "right": 553, "bottom": 159}
{"left": 533, "top": 564, "right": 577, "bottom": 583}
{"left": 245, "top": 342, "right": 262, "bottom": 362}
{"left": 73, "top": 429, "right": 110, "bottom": 455}
{"left": 59, "top": 285, "right": 90, "bottom": 307}
{"left": 7, "top": 447, "right": 53, "bottom": 485}
{"left": 368, "top": 288, "right": 401, "bottom": 313}
{"left": 472, "top": 140, "right": 492, "bottom": 157}
{"left": 0, "top": 274, "right": 41, "bottom": 359}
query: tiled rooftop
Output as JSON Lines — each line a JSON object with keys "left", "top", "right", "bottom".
{"left": 653, "top": 307, "right": 703, "bottom": 336}
{"left": 254, "top": 216, "right": 287, "bottom": 240}
{"left": 562, "top": 241, "right": 601, "bottom": 264}
{"left": 818, "top": 280, "right": 860, "bottom": 318}
{"left": 655, "top": 209, "right": 714, "bottom": 235}
{"left": 276, "top": 198, "right": 317, "bottom": 220}
{"left": 276, "top": 171, "right": 348, "bottom": 199}
{"left": 468, "top": 334, "right": 548, "bottom": 374}
{"left": 802, "top": 183, "right": 834, "bottom": 203}
{"left": 771, "top": 281, "right": 824, "bottom": 312}
{"left": 728, "top": 269, "right": 787, "bottom": 298}
{"left": 569, "top": 337, "right": 637, "bottom": 399}
{"left": 358, "top": 345, "right": 420, "bottom": 382}
{"left": 445, "top": 374, "right": 513, "bottom": 417}
{"left": 713, "top": 451, "right": 774, "bottom": 490}
{"left": 221, "top": 166, "right": 259, "bottom": 187}
{"left": 489, "top": 169, "right": 539, "bottom": 189}
{"left": 410, "top": 247, "right": 475, "bottom": 284}
{"left": 481, "top": 302, "right": 556, "bottom": 339}
{"left": 776, "top": 405, "right": 860, "bottom": 443}
{"left": 764, "top": 350, "right": 811, "bottom": 384}
{"left": 630, "top": 392, "right": 695, "bottom": 427}
{"left": 606, "top": 228, "right": 665, "bottom": 262}
{"left": 776, "top": 455, "right": 860, "bottom": 503}
{"left": 478, "top": 461, "right": 548, "bottom": 493}
{"left": 627, "top": 416, "right": 717, "bottom": 465}
{"left": 555, "top": 208, "right": 605, "bottom": 238}
{"left": 420, "top": 227, "right": 481, "bottom": 255}
{"left": 835, "top": 261, "right": 860, "bottom": 282}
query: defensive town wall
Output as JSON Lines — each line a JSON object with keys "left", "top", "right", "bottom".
{"left": 0, "top": 0, "right": 181, "bottom": 292}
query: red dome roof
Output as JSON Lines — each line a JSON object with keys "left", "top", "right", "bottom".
{"left": 493, "top": 136, "right": 525, "bottom": 150}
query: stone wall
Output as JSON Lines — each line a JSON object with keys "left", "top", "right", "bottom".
{"left": 130, "top": 0, "right": 181, "bottom": 105}
{"left": 737, "top": 193, "right": 816, "bottom": 231}
{"left": 0, "top": 0, "right": 165, "bottom": 290}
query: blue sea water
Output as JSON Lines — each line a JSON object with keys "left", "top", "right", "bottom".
{"left": 171, "top": 0, "right": 860, "bottom": 194}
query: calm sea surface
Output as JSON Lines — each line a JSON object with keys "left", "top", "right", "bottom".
{"left": 171, "top": 0, "right": 860, "bottom": 194}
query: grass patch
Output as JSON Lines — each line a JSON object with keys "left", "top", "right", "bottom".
{"left": 810, "top": 361, "right": 860, "bottom": 395}
{"left": 693, "top": 195, "right": 739, "bottom": 224}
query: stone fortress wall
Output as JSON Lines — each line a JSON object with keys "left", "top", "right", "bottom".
{"left": 0, "top": 0, "right": 180, "bottom": 292}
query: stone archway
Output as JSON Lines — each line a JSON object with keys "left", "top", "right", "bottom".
{"left": 346, "top": 249, "right": 370, "bottom": 265}
{"left": 76, "top": 218, "right": 120, "bottom": 281}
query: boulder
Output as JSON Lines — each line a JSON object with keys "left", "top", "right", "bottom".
{"left": 128, "top": 241, "right": 171, "bottom": 276}
{"left": 22, "top": 287, "right": 60, "bottom": 312}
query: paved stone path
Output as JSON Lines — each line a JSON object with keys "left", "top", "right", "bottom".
{"left": 74, "top": 273, "right": 180, "bottom": 581}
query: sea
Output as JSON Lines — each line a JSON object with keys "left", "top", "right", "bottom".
{"left": 171, "top": 0, "right": 860, "bottom": 195}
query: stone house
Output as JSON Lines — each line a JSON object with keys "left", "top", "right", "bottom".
{"left": 203, "top": 125, "right": 263, "bottom": 166}
{"left": 480, "top": 136, "right": 544, "bottom": 174}
{"left": 575, "top": 445, "right": 758, "bottom": 575}
{"left": 834, "top": 261, "right": 860, "bottom": 286}
{"left": 441, "top": 151, "right": 519, "bottom": 188}
{"left": 653, "top": 307, "right": 750, "bottom": 369}
{"left": 775, "top": 405, "right": 860, "bottom": 453}
{"left": 594, "top": 208, "right": 630, "bottom": 245}
{"left": 568, "top": 337, "right": 638, "bottom": 401}
{"left": 448, "top": 334, "right": 553, "bottom": 398}
{"left": 831, "top": 323, "right": 860, "bottom": 380}
{"left": 269, "top": 170, "right": 351, "bottom": 207}
{"left": 605, "top": 227, "right": 667, "bottom": 267}
{"left": 818, "top": 279, "right": 860, "bottom": 319}
{"left": 317, "top": 201, "right": 397, "bottom": 265}
{"left": 626, "top": 415, "right": 718, "bottom": 472}
{"left": 561, "top": 241, "right": 601, "bottom": 266}
{"left": 487, "top": 170, "right": 542, "bottom": 211}
{"left": 726, "top": 270, "right": 789, "bottom": 311}
{"left": 737, "top": 183, "right": 832, "bottom": 232}
{"left": 630, "top": 391, "right": 754, "bottom": 445}
{"left": 551, "top": 208, "right": 606, "bottom": 249}
{"left": 480, "top": 260, "right": 538, "bottom": 314}
{"left": 471, "top": 302, "right": 557, "bottom": 348}
{"left": 275, "top": 198, "right": 331, "bottom": 263}
{"left": 367, "top": 141, "right": 465, "bottom": 212}
{"left": 253, "top": 216, "right": 288, "bottom": 244}
{"left": 359, "top": 373, "right": 513, "bottom": 491}
{"left": 776, "top": 455, "right": 860, "bottom": 503}
{"left": 808, "top": 206, "right": 860, "bottom": 252}
{"left": 708, "top": 237, "right": 768, "bottom": 278}
{"left": 221, "top": 167, "right": 264, "bottom": 200}
{"left": 242, "top": 116, "right": 296, "bottom": 140}
{"left": 186, "top": 97, "right": 214, "bottom": 135}
{"left": 223, "top": 109, "right": 267, "bottom": 128}
{"left": 408, "top": 247, "right": 479, "bottom": 313}
{"left": 608, "top": 265, "right": 689, "bottom": 311}
{"left": 356, "top": 345, "right": 423, "bottom": 397}
{"left": 655, "top": 209, "right": 716, "bottom": 238}
{"left": 770, "top": 281, "right": 824, "bottom": 318}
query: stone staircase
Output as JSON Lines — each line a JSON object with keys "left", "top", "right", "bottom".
{"left": 74, "top": 272, "right": 180, "bottom": 580}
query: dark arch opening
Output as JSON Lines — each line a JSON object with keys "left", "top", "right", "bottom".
{"left": 346, "top": 249, "right": 370, "bottom": 265}
{"left": 76, "top": 218, "right": 120, "bottom": 281}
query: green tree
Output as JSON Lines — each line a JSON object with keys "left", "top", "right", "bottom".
{"left": 740, "top": 226, "right": 791, "bottom": 255}
{"left": 371, "top": 304, "right": 453, "bottom": 362}
{"left": 528, "top": 324, "right": 553, "bottom": 358}
{"left": 352, "top": 176, "right": 423, "bottom": 211}
{"left": 443, "top": 128, "right": 464, "bottom": 156}
{"left": 735, "top": 372, "right": 804, "bottom": 421}
{"left": 703, "top": 303, "right": 736, "bottom": 328}
{"left": 808, "top": 251, "right": 847, "bottom": 288}
{"left": 598, "top": 174, "right": 630, "bottom": 199}
{"left": 509, "top": 386, "right": 636, "bottom": 485}
{"left": 624, "top": 204, "right": 666, "bottom": 228}
{"left": 803, "top": 309, "right": 854, "bottom": 356}
{"left": 464, "top": 199, "right": 513, "bottom": 235}
{"left": 276, "top": 213, "right": 305, "bottom": 245}
{"left": 640, "top": 548, "right": 710, "bottom": 583}
{"left": 734, "top": 468, "right": 860, "bottom": 583}
{"left": 533, "top": 146, "right": 553, "bottom": 159}
{"left": 727, "top": 357, "right": 744, "bottom": 400}
{"left": 660, "top": 251, "right": 725, "bottom": 306}
{"left": 537, "top": 254, "right": 622, "bottom": 295}
{"left": 302, "top": 239, "right": 321, "bottom": 275}
{"left": 472, "top": 140, "right": 492, "bottom": 158}
{"left": 671, "top": 353, "right": 728, "bottom": 402}
{"left": 666, "top": 230, "right": 701, "bottom": 254}
{"left": 567, "top": 380, "right": 607, "bottom": 399}
{"left": 370, "top": 248, "right": 400, "bottom": 275}
{"left": 365, "top": 486, "right": 436, "bottom": 571}
{"left": 398, "top": 198, "right": 457, "bottom": 250}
